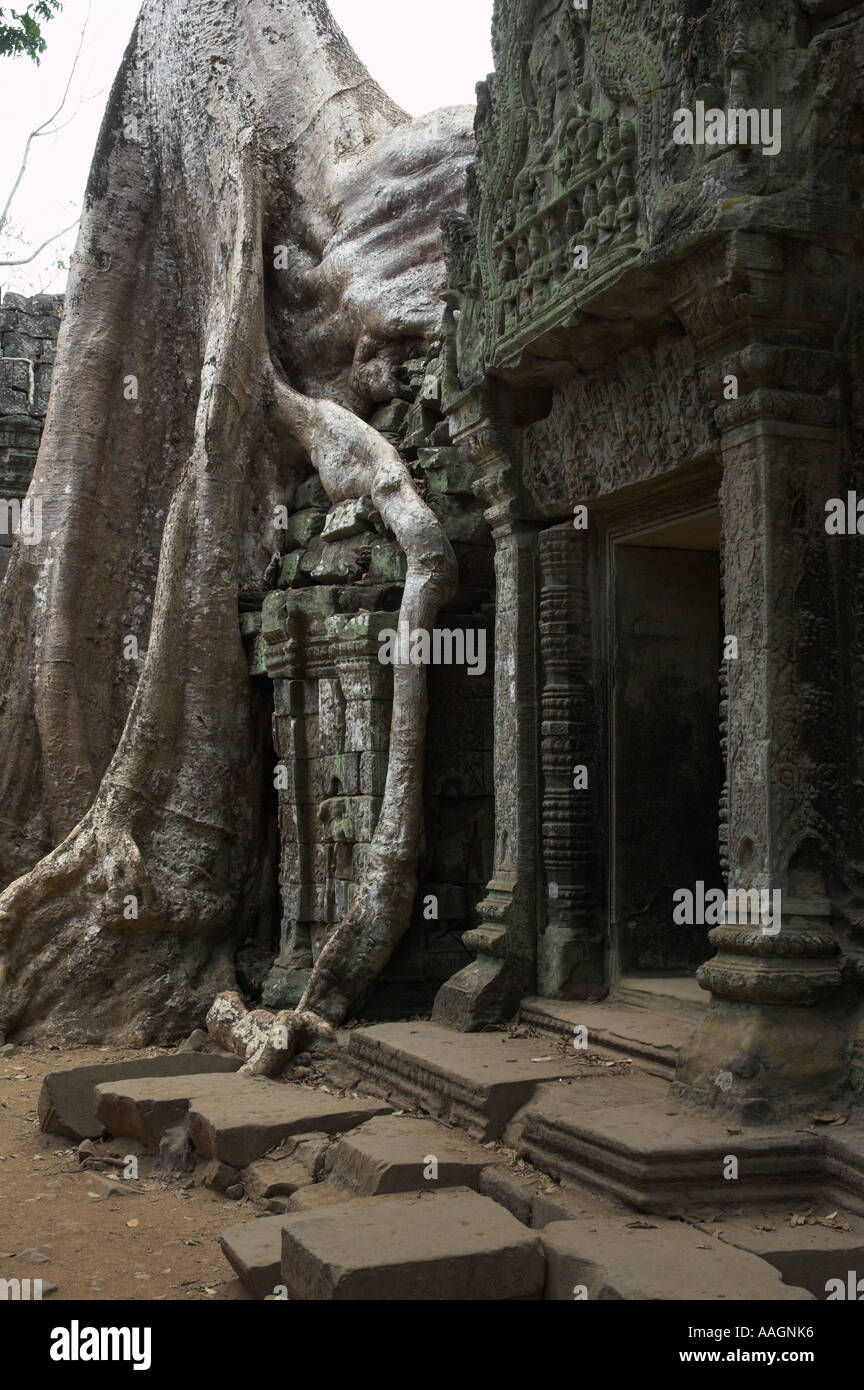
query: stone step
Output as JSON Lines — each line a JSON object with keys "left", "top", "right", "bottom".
{"left": 38, "top": 1052, "right": 242, "bottom": 1141}
{"left": 520, "top": 996, "right": 695, "bottom": 1080}
{"left": 614, "top": 974, "right": 708, "bottom": 1024}
{"left": 820, "top": 1124, "right": 864, "bottom": 1216}
{"left": 714, "top": 1217, "right": 864, "bottom": 1299}
{"left": 540, "top": 1219, "right": 813, "bottom": 1301}
{"left": 94, "top": 1073, "right": 254, "bottom": 1149}
{"left": 280, "top": 1188, "right": 546, "bottom": 1300}
{"left": 327, "top": 1114, "right": 499, "bottom": 1196}
{"left": 94, "top": 1071, "right": 389, "bottom": 1161}
{"left": 190, "top": 1087, "right": 390, "bottom": 1169}
{"left": 514, "top": 1074, "right": 825, "bottom": 1214}
{"left": 347, "top": 1021, "right": 575, "bottom": 1139}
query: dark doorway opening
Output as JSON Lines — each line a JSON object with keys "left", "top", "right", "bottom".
{"left": 611, "top": 512, "right": 724, "bottom": 981}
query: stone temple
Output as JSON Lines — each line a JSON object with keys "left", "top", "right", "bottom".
{"left": 3, "top": 0, "right": 864, "bottom": 1304}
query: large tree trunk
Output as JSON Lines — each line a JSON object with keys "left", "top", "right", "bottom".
{"left": 0, "top": 0, "right": 471, "bottom": 1046}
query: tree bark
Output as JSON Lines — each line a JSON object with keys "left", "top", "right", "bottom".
{"left": 0, "top": 0, "right": 472, "bottom": 1046}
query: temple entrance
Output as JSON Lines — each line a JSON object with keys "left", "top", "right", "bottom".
{"left": 610, "top": 511, "right": 724, "bottom": 986}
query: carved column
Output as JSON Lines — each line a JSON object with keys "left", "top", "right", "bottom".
{"left": 537, "top": 522, "right": 604, "bottom": 996}
{"left": 671, "top": 232, "right": 851, "bottom": 1120}
{"left": 433, "top": 417, "right": 539, "bottom": 1028}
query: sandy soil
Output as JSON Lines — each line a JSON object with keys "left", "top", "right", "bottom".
{"left": 0, "top": 1044, "right": 251, "bottom": 1302}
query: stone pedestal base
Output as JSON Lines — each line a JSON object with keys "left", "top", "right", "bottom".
{"left": 537, "top": 926, "right": 606, "bottom": 999}
{"left": 674, "top": 999, "right": 851, "bottom": 1124}
{"left": 433, "top": 953, "right": 530, "bottom": 1031}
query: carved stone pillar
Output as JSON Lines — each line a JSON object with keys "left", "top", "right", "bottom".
{"left": 670, "top": 232, "right": 852, "bottom": 1120}
{"left": 537, "top": 523, "right": 603, "bottom": 996}
{"left": 433, "top": 417, "right": 539, "bottom": 1028}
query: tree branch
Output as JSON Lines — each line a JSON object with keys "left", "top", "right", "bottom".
{"left": 0, "top": 215, "right": 79, "bottom": 266}
{"left": 0, "top": 0, "right": 90, "bottom": 229}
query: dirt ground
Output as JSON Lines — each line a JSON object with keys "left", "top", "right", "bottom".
{"left": 0, "top": 1044, "right": 250, "bottom": 1302}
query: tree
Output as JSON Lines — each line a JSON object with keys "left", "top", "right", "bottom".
{"left": 0, "top": 0, "right": 472, "bottom": 1058}
{"left": 0, "top": 1, "right": 61, "bottom": 62}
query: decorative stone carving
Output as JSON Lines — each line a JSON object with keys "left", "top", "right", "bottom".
{"left": 537, "top": 523, "right": 603, "bottom": 997}
{"left": 671, "top": 235, "right": 856, "bottom": 1119}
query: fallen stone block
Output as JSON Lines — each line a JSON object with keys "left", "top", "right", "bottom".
{"left": 38, "top": 1052, "right": 242, "bottom": 1141}
{"left": 327, "top": 1114, "right": 497, "bottom": 1196}
{"left": 540, "top": 1219, "right": 814, "bottom": 1301}
{"left": 94, "top": 1072, "right": 254, "bottom": 1150}
{"left": 243, "top": 1156, "right": 314, "bottom": 1202}
{"left": 220, "top": 1215, "right": 291, "bottom": 1300}
{"left": 282, "top": 1132, "right": 331, "bottom": 1180}
{"left": 189, "top": 1087, "right": 390, "bottom": 1168}
{"left": 281, "top": 1188, "right": 546, "bottom": 1300}
{"left": 198, "top": 1159, "right": 240, "bottom": 1194}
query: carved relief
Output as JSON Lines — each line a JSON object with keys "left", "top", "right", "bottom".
{"left": 521, "top": 328, "right": 717, "bottom": 514}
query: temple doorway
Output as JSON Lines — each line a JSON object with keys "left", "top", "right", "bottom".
{"left": 609, "top": 510, "right": 724, "bottom": 989}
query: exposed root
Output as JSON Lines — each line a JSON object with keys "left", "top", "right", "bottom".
{"left": 206, "top": 991, "right": 337, "bottom": 1076}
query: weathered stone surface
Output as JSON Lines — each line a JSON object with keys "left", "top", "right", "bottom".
{"left": 188, "top": 1087, "right": 391, "bottom": 1168}
{"left": 277, "top": 552, "right": 301, "bottom": 587}
{"left": 0, "top": 383, "right": 27, "bottom": 416}
{"left": 220, "top": 1215, "right": 290, "bottom": 1300}
{"left": 369, "top": 400, "right": 409, "bottom": 436}
{"left": 244, "top": 1156, "right": 309, "bottom": 1201}
{"left": 294, "top": 475, "right": 330, "bottom": 511}
{"left": 0, "top": 295, "right": 62, "bottom": 511}
{"left": 540, "top": 1220, "right": 813, "bottom": 1302}
{"left": 243, "top": 1153, "right": 320, "bottom": 1202}
{"left": 327, "top": 1114, "right": 497, "bottom": 1196}
{"left": 477, "top": 1164, "right": 541, "bottom": 1226}
{"left": 321, "top": 497, "right": 377, "bottom": 541}
{"left": 366, "top": 539, "right": 407, "bottom": 583}
{"left": 281, "top": 509, "right": 327, "bottom": 551}
{"left": 38, "top": 1053, "right": 242, "bottom": 1141}
{"left": 301, "top": 536, "right": 367, "bottom": 583}
{"left": 717, "top": 1222, "right": 864, "bottom": 1300}
{"left": 515, "top": 1074, "right": 824, "bottom": 1214}
{"left": 348, "top": 1021, "right": 570, "bottom": 1139}
{"left": 281, "top": 1180, "right": 352, "bottom": 1213}
{"left": 426, "top": 492, "right": 489, "bottom": 544}
{"left": 93, "top": 1072, "right": 254, "bottom": 1150}
{"left": 198, "top": 1158, "right": 240, "bottom": 1194}
{"left": 521, "top": 996, "right": 697, "bottom": 1081}
{"left": 280, "top": 1188, "right": 545, "bottom": 1300}
{"left": 0, "top": 359, "right": 29, "bottom": 394}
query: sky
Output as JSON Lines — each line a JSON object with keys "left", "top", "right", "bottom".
{"left": 0, "top": 0, "right": 493, "bottom": 295}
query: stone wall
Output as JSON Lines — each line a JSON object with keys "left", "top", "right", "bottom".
{"left": 0, "top": 290, "right": 62, "bottom": 579}
{"left": 245, "top": 343, "right": 497, "bottom": 1017}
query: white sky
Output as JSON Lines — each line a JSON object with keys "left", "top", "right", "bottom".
{"left": 0, "top": 0, "right": 492, "bottom": 295}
